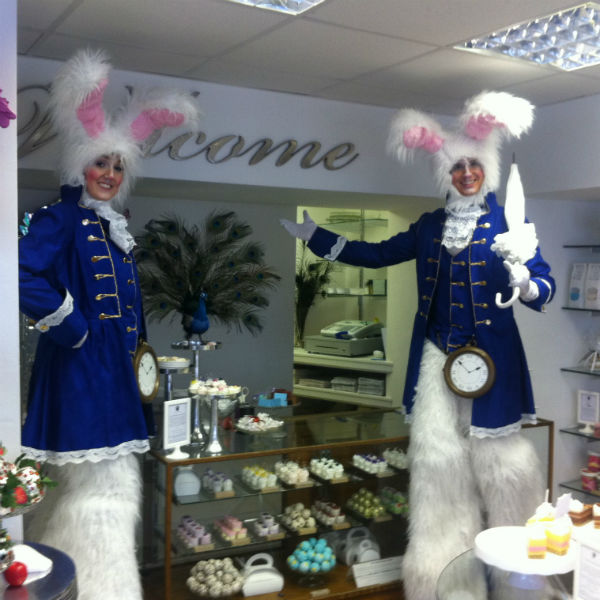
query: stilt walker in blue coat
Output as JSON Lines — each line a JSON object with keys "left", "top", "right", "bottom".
{"left": 281, "top": 91, "right": 555, "bottom": 600}
{"left": 19, "top": 49, "right": 201, "bottom": 600}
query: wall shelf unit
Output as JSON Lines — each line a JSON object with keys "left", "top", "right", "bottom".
{"left": 293, "top": 348, "right": 396, "bottom": 409}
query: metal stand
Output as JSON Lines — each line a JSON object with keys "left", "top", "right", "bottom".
{"left": 171, "top": 337, "right": 221, "bottom": 448}
{"left": 206, "top": 396, "right": 223, "bottom": 454}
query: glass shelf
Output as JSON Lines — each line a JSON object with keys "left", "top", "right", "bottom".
{"left": 324, "top": 292, "right": 386, "bottom": 298}
{"left": 152, "top": 410, "right": 409, "bottom": 463}
{"left": 560, "top": 426, "right": 600, "bottom": 441}
{"left": 559, "top": 478, "right": 600, "bottom": 499}
{"left": 563, "top": 244, "right": 600, "bottom": 251}
{"left": 320, "top": 218, "right": 388, "bottom": 234}
{"left": 562, "top": 306, "right": 600, "bottom": 314}
{"left": 561, "top": 366, "right": 600, "bottom": 377}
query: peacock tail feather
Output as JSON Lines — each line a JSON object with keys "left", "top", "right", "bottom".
{"left": 135, "top": 211, "right": 280, "bottom": 336}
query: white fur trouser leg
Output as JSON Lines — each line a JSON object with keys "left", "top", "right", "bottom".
{"left": 26, "top": 454, "right": 143, "bottom": 600}
{"left": 471, "top": 433, "right": 544, "bottom": 529}
{"left": 402, "top": 341, "right": 485, "bottom": 600}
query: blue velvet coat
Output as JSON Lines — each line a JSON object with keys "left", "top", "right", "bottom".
{"left": 19, "top": 185, "right": 152, "bottom": 463}
{"left": 308, "top": 193, "right": 555, "bottom": 436}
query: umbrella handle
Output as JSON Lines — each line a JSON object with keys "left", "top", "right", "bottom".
{"left": 495, "top": 286, "right": 520, "bottom": 309}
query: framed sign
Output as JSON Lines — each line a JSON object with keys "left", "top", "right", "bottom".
{"left": 163, "top": 397, "right": 191, "bottom": 459}
{"left": 577, "top": 390, "right": 600, "bottom": 435}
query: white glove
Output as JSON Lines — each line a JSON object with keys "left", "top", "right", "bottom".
{"left": 279, "top": 210, "right": 317, "bottom": 242}
{"left": 503, "top": 261, "right": 539, "bottom": 302}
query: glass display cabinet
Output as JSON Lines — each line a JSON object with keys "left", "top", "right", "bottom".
{"left": 143, "top": 410, "right": 553, "bottom": 600}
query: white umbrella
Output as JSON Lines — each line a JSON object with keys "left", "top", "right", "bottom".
{"left": 494, "top": 156, "right": 537, "bottom": 308}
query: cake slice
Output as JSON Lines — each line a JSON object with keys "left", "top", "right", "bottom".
{"left": 545, "top": 516, "right": 572, "bottom": 556}
{"left": 594, "top": 503, "right": 600, "bottom": 529}
{"left": 526, "top": 524, "right": 547, "bottom": 559}
{"left": 568, "top": 499, "right": 593, "bottom": 526}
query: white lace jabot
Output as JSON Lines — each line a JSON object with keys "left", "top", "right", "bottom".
{"left": 442, "top": 192, "right": 487, "bottom": 256}
{"left": 81, "top": 192, "right": 135, "bottom": 254}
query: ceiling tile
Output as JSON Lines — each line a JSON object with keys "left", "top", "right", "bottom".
{"left": 309, "top": 0, "right": 580, "bottom": 46}
{"left": 54, "top": 0, "right": 288, "bottom": 57}
{"left": 502, "top": 74, "right": 600, "bottom": 107}
{"left": 15, "top": 0, "right": 600, "bottom": 115}
{"left": 316, "top": 80, "right": 459, "bottom": 111}
{"left": 221, "top": 19, "right": 434, "bottom": 79}
{"left": 355, "top": 49, "right": 553, "bottom": 100}
{"left": 17, "top": 0, "right": 75, "bottom": 31}
{"left": 30, "top": 34, "right": 203, "bottom": 77}
{"left": 187, "top": 59, "right": 338, "bottom": 95}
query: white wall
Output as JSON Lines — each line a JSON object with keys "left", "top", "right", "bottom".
{"left": 17, "top": 56, "right": 436, "bottom": 198}
{"left": 516, "top": 195, "right": 600, "bottom": 499}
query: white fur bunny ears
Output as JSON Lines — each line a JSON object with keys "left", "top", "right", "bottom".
{"left": 47, "top": 48, "right": 202, "bottom": 204}
{"left": 387, "top": 91, "right": 534, "bottom": 195}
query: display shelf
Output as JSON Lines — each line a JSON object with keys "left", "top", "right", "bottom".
{"left": 293, "top": 348, "right": 395, "bottom": 408}
{"left": 322, "top": 218, "right": 388, "bottom": 234}
{"left": 142, "top": 561, "right": 403, "bottom": 600}
{"left": 560, "top": 366, "right": 600, "bottom": 377}
{"left": 559, "top": 478, "right": 600, "bottom": 499}
{"left": 294, "top": 348, "right": 392, "bottom": 373}
{"left": 559, "top": 426, "right": 600, "bottom": 441}
{"left": 147, "top": 409, "right": 411, "bottom": 600}
{"left": 563, "top": 244, "right": 600, "bottom": 250}
{"left": 562, "top": 306, "right": 600, "bottom": 314}
{"left": 293, "top": 384, "right": 393, "bottom": 407}
{"left": 145, "top": 414, "right": 553, "bottom": 600}
{"left": 325, "top": 292, "right": 386, "bottom": 298}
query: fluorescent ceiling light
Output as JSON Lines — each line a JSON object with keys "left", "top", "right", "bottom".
{"left": 458, "top": 2, "right": 600, "bottom": 71}
{"left": 222, "top": 0, "right": 328, "bottom": 15}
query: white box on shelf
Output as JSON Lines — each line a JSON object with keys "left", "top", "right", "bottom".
{"left": 584, "top": 263, "right": 600, "bottom": 309}
{"left": 568, "top": 263, "right": 588, "bottom": 308}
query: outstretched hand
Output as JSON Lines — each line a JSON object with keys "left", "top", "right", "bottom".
{"left": 279, "top": 209, "right": 317, "bottom": 242}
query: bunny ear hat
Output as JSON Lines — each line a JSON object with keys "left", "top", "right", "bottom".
{"left": 47, "top": 48, "right": 202, "bottom": 206}
{"left": 387, "top": 91, "right": 534, "bottom": 196}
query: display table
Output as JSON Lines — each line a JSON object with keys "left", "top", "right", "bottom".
{"left": 436, "top": 549, "right": 572, "bottom": 599}
{"left": 0, "top": 542, "right": 77, "bottom": 600}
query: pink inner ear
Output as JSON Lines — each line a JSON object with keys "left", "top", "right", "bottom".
{"left": 465, "top": 114, "right": 505, "bottom": 140}
{"left": 76, "top": 79, "right": 108, "bottom": 138}
{"left": 403, "top": 126, "right": 443, "bottom": 153}
{"left": 130, "top": 108, "right": 185, "bottom": 141}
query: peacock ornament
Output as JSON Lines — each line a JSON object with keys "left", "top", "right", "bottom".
{"left": 135, "top": 211, "right": 280, "bottom": 340}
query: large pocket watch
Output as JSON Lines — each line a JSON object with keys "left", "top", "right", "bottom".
{"left": 133, "top": 340, "right": 160, "bottom": 403}
{"left": 443, "top": 345, "right": 496, "bottom": 399}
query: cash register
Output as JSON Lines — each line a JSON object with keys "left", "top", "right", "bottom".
{"left": 304, "top": 320, "right": 384, "bottom": 357}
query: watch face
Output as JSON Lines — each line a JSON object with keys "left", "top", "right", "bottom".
{"left": 444, "top": 347, "right": 496, "bottom": 398}
{"left": 138, "top": 351, "right": 158, "bottom": 397}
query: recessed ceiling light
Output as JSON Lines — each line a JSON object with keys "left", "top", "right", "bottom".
{"left": 458, "top": 2, "right": 600, "bottom": 71}
{"left": 222, "top": 0, "right": 329, "bottom": 16}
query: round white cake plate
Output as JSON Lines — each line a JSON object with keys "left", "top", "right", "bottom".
{"left": 474, "top": 526, "right": 575, "bottom": 576}
{"left": 158, "top": 358, "right": 191, "bottom": 370}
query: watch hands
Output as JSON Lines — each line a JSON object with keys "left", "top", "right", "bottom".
{"left": 456, "top": 359, "right": 469, "bottom": 373}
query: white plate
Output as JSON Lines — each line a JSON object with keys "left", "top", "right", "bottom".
{"left": 474, "top": 526, "right": 575, "bottom": 575}
{"left": 158, "top": 357, "right": 190, "bottom": 370}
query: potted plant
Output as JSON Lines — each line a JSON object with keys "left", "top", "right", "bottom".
{"left": 294, "top": 241, "right": 335, "bottom": 347}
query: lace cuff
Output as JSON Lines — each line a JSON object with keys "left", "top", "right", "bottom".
{"left": 324, "top": 236, "right": 347, "bottom": 261}
{"left": 35, "top": 290, "right": 74, "bottom": 332}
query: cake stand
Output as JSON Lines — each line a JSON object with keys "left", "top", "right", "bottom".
{"left": 474, "top": 526, "right": 576, "bottom": 581}
{"left": 171, "top": 338, "right": 221, "bottom": 447}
